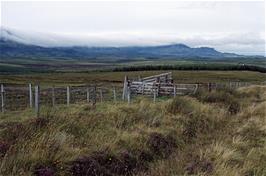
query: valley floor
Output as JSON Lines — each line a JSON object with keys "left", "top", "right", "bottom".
{"left": 0, "top": 85, "right": 265, "bottom": 175}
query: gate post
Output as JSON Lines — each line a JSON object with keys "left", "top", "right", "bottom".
{"left": 1, "top": 84, "right": 5, "bottom": 113}
{"left": 173, "top": 85, "right": 176, "bottom": 97}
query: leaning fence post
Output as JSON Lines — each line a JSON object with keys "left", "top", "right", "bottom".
{"left": 52, "top": 86, "right": 55, "bottom": 107}
{"left": 193, "top": 84, "right": 198, "bottom": 94}
{"left": 113, "top": 87, "right": 117, "bottom": 102}
{"left": 35, "top": 85, "right": 40, "bottom": 117}
{"left": 29, "top": 83, "right": 33, "bottom": 108}
{"left": 67, "top": 86, "right": 70, "bottom": 106}
{"left": 1, "top": 84, "right": 5, "bottom": 113}
{"left": 86, "top": 87, "right": 90, "bottom": 103}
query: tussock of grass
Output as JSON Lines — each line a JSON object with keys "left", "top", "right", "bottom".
{"left": 0, "top": 86, "right": 266, "bottom": 176}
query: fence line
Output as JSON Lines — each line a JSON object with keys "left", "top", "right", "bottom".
{"left": 0, "top": 81, "right": 260, "bottom": 115}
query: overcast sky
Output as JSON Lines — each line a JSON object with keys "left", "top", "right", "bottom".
{"left": 1, "top": 1, "right": 265, "bottom": 55}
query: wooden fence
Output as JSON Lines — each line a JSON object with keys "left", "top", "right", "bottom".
{"left": 0, "top": 84, "right": 124, "bottom": 115}
{"left": 0, "top": 80, "right": 257, "bottom": 116}
{"left": 122, "top": 72, "right": 198, "bottom": 101}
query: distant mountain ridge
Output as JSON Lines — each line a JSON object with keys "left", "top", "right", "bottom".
{"left": 0, "top": 27, "right": 240, "bottom": 59}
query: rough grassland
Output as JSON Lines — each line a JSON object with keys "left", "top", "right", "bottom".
{"left": 0, "top": 86, "right": 265, "bottom": 176}
{"left": 1, "top": 71, "right": 266, "bottom": 86}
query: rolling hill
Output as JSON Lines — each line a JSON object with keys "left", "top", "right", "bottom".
{"left": 0, "top": 28, "right": 239, "bottom": 59}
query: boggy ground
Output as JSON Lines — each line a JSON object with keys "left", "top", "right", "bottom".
{"left": 0, "top": 85, "right": 265, "bottom": 176}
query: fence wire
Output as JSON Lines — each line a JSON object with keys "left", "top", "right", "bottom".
{"left": 0, "top": 82, "right": 259, "bottom": 112}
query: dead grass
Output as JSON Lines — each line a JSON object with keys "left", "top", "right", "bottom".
{"left": 0, "top": 85, "right": 265, "bottom": 176}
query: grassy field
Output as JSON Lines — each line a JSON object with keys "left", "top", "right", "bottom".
{"left": 1, "top": 70, "right": 266, "bottom": 86}
{"left": 1, "top": 57, "right": 265, "bottom": 74}
{"left": 0, "top": 85, "right": 265, "bottom": 176}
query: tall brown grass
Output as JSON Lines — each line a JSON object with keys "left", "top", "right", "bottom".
{"left": 0, "top": 85, "right": 265, "bottom": 176}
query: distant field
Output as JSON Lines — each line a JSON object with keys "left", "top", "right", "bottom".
{"left": 1, "top": 70, "right": 265, "bottom": 86}
{"left": 1, "top": 57, "right": 265, "bottom": 74}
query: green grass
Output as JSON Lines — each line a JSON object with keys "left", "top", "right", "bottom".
{"left": 0, "top": 85, "right": 265, "bottom": 175}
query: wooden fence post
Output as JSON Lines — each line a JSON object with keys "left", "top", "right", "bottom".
{"left": 208, "top": 83, "right": 212, "bottom": 92}
{"left": 35, "top": 85, "right": 40, "bottom": 117}
{"left": 122, "top": 76, "right": 128, "bottom": 100}
{"left": 52, "top": 86, "right": 55, "bottom": 107}
{"left": 67, "top": 86, "right": 70, "bottom": 106}
{"left": 153, "top": 88, "right": 156, "bottom": 103}
{"left": 93, "top": 86, "right": 96, "bottom": 106}
{"left": 113, "top": 87, "right": 116, "bottom": 102}
{"left": 29, "top": 83, "right": 33, "bottom": 108}
{"left": 138, "top": 75, "right": 141, "bottom": 81}
{"left": 1, "top": 84, "right": 5, "bottom": 113}
{"left": 127, "top": 87, "right": 131, "bottom": 104}
{"left": 142, "top": 82, "right": 144, "bottom": 95}
{"left": 86, "top": 87, "right": 90, "bottom": 103}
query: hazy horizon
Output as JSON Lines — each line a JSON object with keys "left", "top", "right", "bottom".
{"left": 1, "top": 1, "right": 265, "bottom": 56}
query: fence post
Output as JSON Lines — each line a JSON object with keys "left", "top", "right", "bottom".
{"left": 1, "top": 84, "right": 5, "bottom": 113}
{"left": 67, "top": 86, "right": 70, "bottom": 106}
{"left": 86, "top": 87, "right": 90, "bottom": 103}
{"left": 52, "top": 86, "right": 55, "bottom": 107}
{"left": 29, "top": 83, "right": 33, "bottom": 108}
{"left": 113, "top": 87, "right": 116, "bottom": 102}
{"left": 142, "top": 82, "right": 144, "bottom": 95}
{"left": 35, "top": 85, "right": 40, "bottom": 117}
{"left": 208, "top": 83, "right": 212, "bottom": 92}
{"left": 138, "top": 75, "right": 141, "bottom": 81}
{"left": 99, "top": 89, "right": 103, "bottom": 103}
{"left": 193, "top": 84, "right": 199, "bottom": 94}
{"left": 122, "top": 76, "right": 128, "bottom": 100}
{"left": 127, "top": 87, "right": 131, "bottom": 104}
{"left": 92, "top": 86, "right": 96, "bottom": 106}
{"left": 173, "top": 85, "right": 176, "bottom": 97}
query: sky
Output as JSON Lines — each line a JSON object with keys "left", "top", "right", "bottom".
{"left": 1, "top": 1, "right": 265, "bottom": 55}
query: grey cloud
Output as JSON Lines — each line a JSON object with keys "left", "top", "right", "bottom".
{"left": 1, "top": 27, "right": 265, "bottom": 55}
